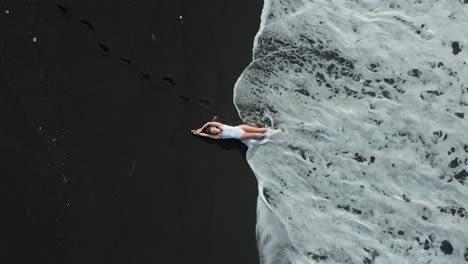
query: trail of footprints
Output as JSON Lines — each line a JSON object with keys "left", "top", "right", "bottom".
{"left": 55, "top": 3, "right": 154, "bottom": 79}
{"left": 55, "top": 3, "right": 208, "bottom": 107}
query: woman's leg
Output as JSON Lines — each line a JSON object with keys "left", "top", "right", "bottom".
{"left": 239, "top": 124, "right": 268, "bottom": 133}
{"left": 240, "top": 132, "right": 265, "bottom": 140}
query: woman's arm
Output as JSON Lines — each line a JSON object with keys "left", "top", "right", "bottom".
{"left": 198, "top": 132, "right": 220, "bottom": 139}
{"left": 190, "top": 130, "right": 219, "bottom": 139}
{"left": 209, "top": 121, "right": 223, "bottom": 127}
{"left": 196, "top": 121, "right": 222, "bottom": 132}
{"left": 198, "top": 122, "right": 211, "bottom": 132}
{"left": 203, "top": 121, "right": 222, "bottom": 128}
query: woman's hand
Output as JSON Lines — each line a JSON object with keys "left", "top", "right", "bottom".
{"left": 191, "top": 129, "right": 201, "bottom": 134}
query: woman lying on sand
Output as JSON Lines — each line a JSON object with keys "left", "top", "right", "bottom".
{"left": 191, "top": 115, "right": 271, "bottom": 140}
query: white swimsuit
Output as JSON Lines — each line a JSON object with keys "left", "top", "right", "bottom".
{"left": 220, "top": 124, "right": 245, "bottom": 139}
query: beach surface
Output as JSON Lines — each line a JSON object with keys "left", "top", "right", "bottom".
{"left": 1, "top": 0, "right": 262, "bottom": 263}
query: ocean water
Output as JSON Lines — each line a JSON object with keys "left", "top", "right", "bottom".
{"left": 233, "top": 0, "right": 468, "bottom": 263}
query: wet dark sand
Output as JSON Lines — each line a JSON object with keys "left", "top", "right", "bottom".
{"left": 1, "top": 1, "right": 262, "bottom": 263}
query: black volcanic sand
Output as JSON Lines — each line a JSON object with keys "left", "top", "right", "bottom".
{"left": 0, "top": 1, "right": 262, "bottom": 263}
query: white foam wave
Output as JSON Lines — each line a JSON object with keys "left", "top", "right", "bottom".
{"left": 234, "top": 1, "right": 468, "bottom": 263}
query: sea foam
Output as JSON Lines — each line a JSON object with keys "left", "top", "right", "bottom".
{"left": 233, "top": 0, "right": 468, "bottom": 263}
